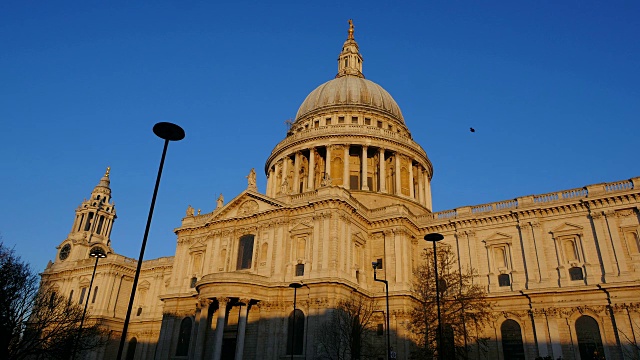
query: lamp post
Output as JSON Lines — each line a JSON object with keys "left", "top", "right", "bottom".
{"left": 372, "top": 261, "right": 391, "bottom": 360}
{"left": 424, "top": 232, "right": 444, "bottom": 359}
{"left": 72, "top": 246, "right": 107, "bottom": 359}
{"left": 116, "top": 122, "right": 185, "bottom": 360}
{"left": 289, "top": 283, "right": 303, "bottom": 360}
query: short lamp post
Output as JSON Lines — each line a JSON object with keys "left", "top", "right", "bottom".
{"left": 372, "top": 260, "right": 391, "bottom": 360}
{"left": 424, "top": 232, "right": 445, "bottom": 359}
{"left": 116, "top": 122, "right": 185, "bottom": 360}
{"left": 289, "top": 283, "right": 303, "bottom": 360}
{"left": 72, "top": 246, "right": 107, "bottom": 359}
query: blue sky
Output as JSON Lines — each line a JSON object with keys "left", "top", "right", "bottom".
{"left": 1, "top": 1, "right": 638, "bottom": 271}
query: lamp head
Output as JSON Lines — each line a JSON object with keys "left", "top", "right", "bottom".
{"left": 89, "top": 247, "right": 107, "bottom": 259}
{"left": 372, "top": 261, "right": 378, "bottom": 269}
{"left": 153, "top": 122, "right": 185, "bottom": 141}
{"left": 424, "top": 233, "right": 444, "bottom": 242}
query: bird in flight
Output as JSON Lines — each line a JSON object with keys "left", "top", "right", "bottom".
{"left": 470, "top": 127, "right": 476, "bottom": 133}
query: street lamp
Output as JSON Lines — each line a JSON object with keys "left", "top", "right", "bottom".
{"left": 424, "top": 232, "right": 444, "bottom": 359}
{"left": 116, "top": 122, "right": 185, "bottom": 360}
{"left": 72, "top": 246, "right": 107, "bottom": 359}
{"left": 289, "top": 282, "right": 303, "bottom": 360}
{"left": 372, "top": 260, "right": 391, "bottom": 360}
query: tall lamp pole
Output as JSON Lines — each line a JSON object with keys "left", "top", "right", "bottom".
{"left": 372, "top": 261, "right": 391, "bottom": 360}
{"left": 72, "top": 246, "right": 107, "bottom": 359}
{"left": 424, "top": 233, "right": 445, "bottom": 359}
{"left": 289, "top": 283, "right": 303, "bottom": 360}
{"left": 116, "top": 122, "right": 185, "bottom": 360}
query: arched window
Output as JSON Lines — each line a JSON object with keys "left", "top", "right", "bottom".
{"left": 175, "top": 317, "right": 193, "bottom": 356}
{"left": 501, "top": 319, "right": 525, "bottom": 360}
{"left": 125, "top": 337, "right": 137, "bottom": 360}
{"left": 576, "top": 315, "right": 605, "bottom": 360}
{"left": 286, "top": 309, "right": 305, "bottom": 355}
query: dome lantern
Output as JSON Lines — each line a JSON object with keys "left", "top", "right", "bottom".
{"left": 336, "top": 19, "right": 364, "bottom": 79}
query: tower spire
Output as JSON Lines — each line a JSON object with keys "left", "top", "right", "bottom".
{"left": 68, "top": 168, "right": 117, "bottom": 246}
{"left": 336, "top": 19, "right": 364, "bottom": 78}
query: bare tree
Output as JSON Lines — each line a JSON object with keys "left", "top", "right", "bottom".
{"left": 0, "top": 242, "right": 104, "bottom": 360}
{"left": 315, "top": 294, "right": 385, "bottom": 360}
{"left": 407, "top": 246, "right": 492, "bottom": 360}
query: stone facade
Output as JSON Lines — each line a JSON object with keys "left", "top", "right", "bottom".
{"left": 41, "top": 23, "right": 640, "bottom": 360}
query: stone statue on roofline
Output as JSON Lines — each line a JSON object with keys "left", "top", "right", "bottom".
{"left": 216, "top": 194, "right": 224, "bottom": 209}
{"left": 186, "top": 205, "right": 195, "bottom": 217}
{"left": 247, "top": 168, "right": 257, "bottom": 190}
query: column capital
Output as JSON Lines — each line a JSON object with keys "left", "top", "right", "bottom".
{"left": 217, "top": 297, "right": 231, "bottom": 307}
{"left": 238, "top": 298, "right": 252, "bottom": 306}
{"left": 197, "top": 297, "right": 213, "bottom": 310}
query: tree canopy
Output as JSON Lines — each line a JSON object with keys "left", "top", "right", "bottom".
{"left": 0, "top": 242, "right": 104, "bottom": 360}
{"left": 407, "top": 245, "right": 493, "bottom": 359}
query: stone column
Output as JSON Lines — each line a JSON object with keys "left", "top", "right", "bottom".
{"left": 408, "top": 161, "right": 414, "bottom": 198}
{"left": 213, "top": 297, "right": 229, "bottom": 360}
{"left": 532, "top": 309, "right": 550, "bottom": 358}
{"left": 234, "top": 299, "right": 251, "bottom": 360}
{"left": 293, "top": 152, "right": 301, "bottom": 194}
{"left": 361, "top": 146, "right": 369, "bottom": 190}
{"left": 308, "top": 148, "right": 315, "bottom": 190}
{"left": 423, "top": 170, "right": 430, "bottom": 207}
{"left": 379, "top": 148, "right": 386, "bottom": 193}
{"left": 417, "top": 166, "right": 424, "bottom": 204}
{"left": 282, "top": 156, "right": 289, "bottom": 194}
{"left": 343, "top": 145, "right": 350, "bottom": 189}
{"left": 194, "top": 298, "right": 212, "bottom": 360}
{"left": 603, "top": 210, "right": 629, "bottom": 276}
{"left": 274, "top": 161, "right": 281, "bottom": 196}
{"left": 325, "top": 146, "right": 331, "bottom": 179}
{"left": 394, "top": 153, "right": 401, "bottom": 196}
{"left": 267, "top": 167, "right": 274, "bottom": 197}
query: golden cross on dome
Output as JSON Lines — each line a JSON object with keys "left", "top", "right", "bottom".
{"left": 348, "top": 19, "right": 354, "bottom": 40}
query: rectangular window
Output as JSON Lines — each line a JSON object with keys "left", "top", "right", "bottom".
{"left": 498, "top": 274, "right": 511, "bottom": 287}
{"left": 377, "top": 324, "right": 384, "bottom": 336}
{"left": 326, "top": 118, "right": 331, "bottom": 125}
{"left": 351, "top": 116, "right": 358, "bottom": 124}
{"left": 350, "top": 175, "right": 359, "bottom": 190}
{"left": 569, "top": 267, "right": 584, "bottom": 281}
{"left": 92, "top": 286, "right": 98, "bottom": 303}
{"left": 295, "top": 263, "right": 305, "bottom": 276}
{"left": 236, "top": 235, "right": 255, "bottom": 270}
{"left": 376, "top": 258, "right": 383, "bottom": 269}
{"left": 338, "top": 116, "right": 345, "bottom": 123}
{"left": 377, "top": 121, "right": 383, "bottom": 128}
{"left": 314, "top": 120, "right": 319, "bottom": 128}
{"left": 365, "top": 118, "right": 371, "bottom": 125}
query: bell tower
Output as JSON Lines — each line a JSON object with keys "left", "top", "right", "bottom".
{"left": 71, "top": 167, "right": 116, "bottom": 244}
{"left": 54, "top": 168, "right": 117, "bottom": 263}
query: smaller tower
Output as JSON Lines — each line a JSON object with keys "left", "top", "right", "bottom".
{"left": 336, "top": 19, "right": 364, "bottom": 78}
{"left": 56, "top": 168, "right": 117, "bottom": 263}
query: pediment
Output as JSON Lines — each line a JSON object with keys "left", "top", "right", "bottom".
{"left": 550, "top": 222, "right": 584, "bottom": 236}
{"left": 483, "top": 232, "right": 513, "bottom": 246}
{"left": 291, "top": 221, "right": 313, "bottom": 235}
{"left": 352, "top": 231, "right": 366, "bottom": 246}
{"left": 189, "top": 240, "right": 207, "bottom": 252}
{"left": 210, "top": 190, "right": 285, "bottom": 221}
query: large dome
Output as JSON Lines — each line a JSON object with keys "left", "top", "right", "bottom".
{"left": 295, "top": 75, "right": 404, "bottom": 124}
